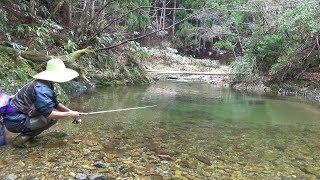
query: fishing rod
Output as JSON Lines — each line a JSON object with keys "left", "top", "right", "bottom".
{"left": 72, "top": 105, "right": 157, "bottom": 124}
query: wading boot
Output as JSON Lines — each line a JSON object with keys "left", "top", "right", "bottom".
{"left": 12, "top": 117, "right": 57, "bottom": 148}
{"left": 12, "top": 134, "right": 37, "bottom": 148}
{"left": 12, "top": 128, "right": 44, "bottom": 148}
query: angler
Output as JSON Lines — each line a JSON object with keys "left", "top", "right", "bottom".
{"left": 0, "top": 58, "right": 81, "bottom": 148}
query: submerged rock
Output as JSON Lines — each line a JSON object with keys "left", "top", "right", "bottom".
{"left": 177, "top": 160, "right": 192, "bottom": 169}
{"left": 140, "top": 175, "right": 164, "bottom": 180}
{"left": 4, "top": 174, "right": 18, "bottom": 180}
{"left": 75, "top": 173, "right": 88, "bottom": 180}
{"left": 296, "top": 164, "right": 320, "bottom": 177}
{"left": 195, "top": 155, "right": 212, "bottom": 166}
{"left": 93, "top": 161, "right": 107, "bottom": 168}
{"left": 158, "top": 154, "right": 174, "bottom": 161}
{"left": 83, "top": 148, "right": 91, "bottom": 155}
{"left": 248, "top": 100, "right": 265, "bottom": 106}
{"left": 89, "top": 174, "right": 108, "bottom": 180}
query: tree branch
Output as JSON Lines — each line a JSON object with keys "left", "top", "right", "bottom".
{"left": 87, "top": 0, "right": 113, "bottom": 26}
{"left": 0, "top": 1, "right": 43, "bottom": 24}
{"left": 95, "top": 10, "right": 202, "bottom": 51}
{"left": 88, "top": 6, "right": 152, "bottom": 41}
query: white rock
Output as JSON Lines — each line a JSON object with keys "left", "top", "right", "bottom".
{"left": 4, "top": 174, "right": 18, "bottom": 180}
{"left": 83, "top": 148, "right": 91, "bottom": 155}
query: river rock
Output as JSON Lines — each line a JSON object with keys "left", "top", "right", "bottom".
{"left": 158, "top": 154, "right": 174, "bottom": 161}
{"left": 167, "top": 75, "right": 179, "bottom": 80}
{"left": 60, "top": 80, "right": 88, "bottom": 98}
{"left": 89, "top": 174, "right": 108, "bottom": 180}
{"left": 93, "top": 161, "right": 107, "bottom": 168}
{"left": 69, "top": 172, "right": 76, "bottom": 177}
{"left": 178, "top": 159, "right": 191, "bottom": 168}
{"left": 195, "top": 155, "right": 212, "bottom": 166}
{"left": 75, "top": 173, "right": 88, "bottom": 180}
{"left": 18, "top": 160, "right": 26, "bottom": 167}
{"left": 74, "top": 140, "right": 82, "bottom": 144}
{"left": 83, "top": 148, "right": 91, "bottom": 155}
{"left": 140, "top": 175, "right": 164, "bottom": 180}
{"left": 4, "top": 174, "right": 18, "bottom": 180}
{"left": 166, "top": 47, "right": 178, "bottom": 54}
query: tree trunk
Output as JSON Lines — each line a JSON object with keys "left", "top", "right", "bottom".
{"left": 235, "top": 26, "right": 243, "bottom": 55}
{"left": 160, "top": 1, "right": 164, "bottom": 29}
{"left": 172, "top": 0, "right": 176, "bottom": 36}
{"left": 62, "top": 2, "right": 72, "bottom": 27}
{"left": 154, "top": 0, "right": 159, "bottom": 31}
{"left": 30, "top": 0, "right": 36, "bottom": 16}
{"left": 91, "top": 0, "right": 96, "bottom": 20}
{"left": 79, "top": 0, "right": 88, "bottom": 27}
{"left": 162, "top": 0, "right": 166, "bottom": 29}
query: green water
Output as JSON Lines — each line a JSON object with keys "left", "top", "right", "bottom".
{"left": 1, "top": 81, "right": 320, "bottom": 179}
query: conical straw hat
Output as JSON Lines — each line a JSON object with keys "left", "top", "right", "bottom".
{"left": 33, "top": 58, "right": 79, "bottom": 83}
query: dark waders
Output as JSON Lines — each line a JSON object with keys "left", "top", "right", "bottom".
{"left": 13, "top": 116, "right": 57, "bottom": 147}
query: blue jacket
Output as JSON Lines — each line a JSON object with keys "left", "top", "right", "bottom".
{"left": 3, "top": 81, "right": 59, "bottom": 133}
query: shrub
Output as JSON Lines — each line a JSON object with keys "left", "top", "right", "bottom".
{"left": 229, "top": 56, "right": 259, "bottom": 83}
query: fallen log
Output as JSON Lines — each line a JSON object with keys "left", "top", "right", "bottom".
{"left": 146, "top": 70, "right": 232, "bottom": 75}
{"left": 0, "top": 45, "right": 50, "bottom": 62}
{"left": 0, "top": 45, "right": 94, "bottom": 88}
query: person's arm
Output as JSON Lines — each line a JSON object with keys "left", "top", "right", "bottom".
{"left": 55, "top": 103, "right": 72, "bottom": 112}
{"left": 34, "top": 85, "right": 81, "bottom": 120}
{"left": 48, "top": 110, "right": 80, "bottom": 120}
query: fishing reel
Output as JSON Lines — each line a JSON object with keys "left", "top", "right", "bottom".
{"left": 72, "top": 118, "right": 82, "bottom": 124}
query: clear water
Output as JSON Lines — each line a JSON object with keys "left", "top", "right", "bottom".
{"left": 1, "top": 81, "right": 320, "bottom": 179}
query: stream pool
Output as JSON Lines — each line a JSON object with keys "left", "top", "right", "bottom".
{"left": 1, "top": 81, "right": 320, "bottom": 179}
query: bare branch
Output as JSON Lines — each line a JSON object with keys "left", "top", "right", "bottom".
{"left": 89, "top": 6, "right": 152, "bottom": 40}
{"left": 87, "top": 0, "right": 113, "bottom": 26}
{"left": 95, "top": 9, "right": 205, "bottom": 51}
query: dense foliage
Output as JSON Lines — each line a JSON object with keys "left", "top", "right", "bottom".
{"left": 0, "top": 0, "right": 319, "bottom": 87}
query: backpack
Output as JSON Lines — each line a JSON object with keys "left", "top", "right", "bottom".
{"left": 0, "top": 91, "right": 11, "bottom": 115}
{"left": 0, "top": 120, "right": 6, "bottom": 147}
{"left": 0, "top": 91, "right": 11, "bottom": 147}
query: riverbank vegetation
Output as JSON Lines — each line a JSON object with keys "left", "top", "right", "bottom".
{"left": 0, "top": 0, "right": 319, "bottom": 96}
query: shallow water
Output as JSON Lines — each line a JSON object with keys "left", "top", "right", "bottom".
{"left": 1, "top": 82, "right": 320, "bottom": 179}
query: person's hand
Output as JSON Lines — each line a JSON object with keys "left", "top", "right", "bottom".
{"left": 69, "top": 111, "right": 80, "bottom": 118}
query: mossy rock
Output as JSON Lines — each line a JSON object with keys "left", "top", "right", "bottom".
{"left": 0, "top": 51, "right": 36, "bottom": 94}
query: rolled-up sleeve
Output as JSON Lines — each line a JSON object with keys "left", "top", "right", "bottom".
{"left": 34, "top": 85, "right": 57, "bottom": 117}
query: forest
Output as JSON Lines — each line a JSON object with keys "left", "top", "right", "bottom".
{"left": 1, "top": 0, "right": 319, "bottom": 95}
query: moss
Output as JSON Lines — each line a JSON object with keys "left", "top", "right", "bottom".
{"left": 0, "top": 52, "right": 36, "bottom": 94}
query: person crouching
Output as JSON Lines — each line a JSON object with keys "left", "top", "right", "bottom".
{"left": 3, "top": 58, "right": 81, "bottom": 147}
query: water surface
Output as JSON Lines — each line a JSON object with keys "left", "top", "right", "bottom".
{"left": 1, "top": 82, "right": 320, "bottom": 179}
